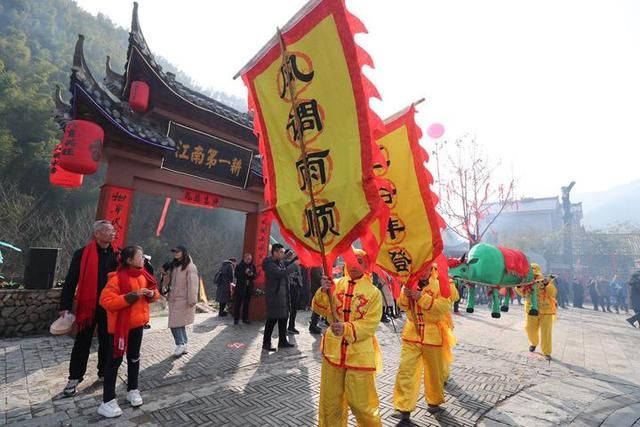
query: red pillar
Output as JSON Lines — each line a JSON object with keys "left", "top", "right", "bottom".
{"left": 243, "top": 212, "right": 271, "bottom": 321}
{"left": 96, "top": 184, "right": 134, "bottom": 250}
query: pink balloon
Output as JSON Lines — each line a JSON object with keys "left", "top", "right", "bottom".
{"left": 427, "top": 123, "right": 445, "bottom": 139}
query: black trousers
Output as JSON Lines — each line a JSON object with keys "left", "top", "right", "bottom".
{"left": 310, "top": 311, "right": 320, "bottom": 328}
{"left": 263, "top": 318, "right": 288, "bottom": 347}
{"left": 103, "top": 327, "right": 144, "bottom": 402}
{"left": 614, "top": 295, "right": 628, "bottom": 312}
{"left": 573, "top": 289, "right": 584, "bottom": 307}
{"left": 69, "top": 306, "right": 109, "bottom": 381}
{"left": 233, "top": 283, "right": 252, "bottom": 322}
{"left": 558, "top": 289, "right": 568, "bottom": 308}
{"left": 289, "top": 286, "right": 301, "bottom": 329}
{"left": 628, "top": 309, "right": 640, "bottom": 325}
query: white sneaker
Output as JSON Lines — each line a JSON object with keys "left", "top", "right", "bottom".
{"left": 181, "top": 344, "right": 188, "bottom": 355}
{"left": 97, "top": 399, "right": 123, "bottom": 418}
{"left": 126, "top": 389, "right": 143, "bottom": 407}
{"left": 173, "top": 345, "right": 184, "bottom": 357}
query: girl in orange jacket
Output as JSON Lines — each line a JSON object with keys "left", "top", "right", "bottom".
{"left": 98, "top": 246, "right": 159, "bottom": 418}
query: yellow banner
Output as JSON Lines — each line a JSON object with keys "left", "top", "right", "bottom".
{"left": 374, "top": 106, "right": 444, "bottom": 282}
{"left": 240, "top": 0, "right": 381, "bottom": 263}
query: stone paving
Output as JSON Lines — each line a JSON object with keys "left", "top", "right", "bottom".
{"left": 1, "top": 302, "right": 639, "bottom": 426}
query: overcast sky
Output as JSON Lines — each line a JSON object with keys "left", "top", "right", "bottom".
{"left": 75, "top": 0, "right": 640, "bottom": 199}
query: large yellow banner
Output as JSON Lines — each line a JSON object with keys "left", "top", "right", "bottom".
{"left": 374, "top": 106, "right": 444, "bottom": 283}
{"left": 239, "top": 0, "right": 382, "bottom": 265}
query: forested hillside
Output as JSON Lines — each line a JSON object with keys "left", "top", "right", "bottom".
{"left": 0, "top": 0, "right": 247, "bottom": 286}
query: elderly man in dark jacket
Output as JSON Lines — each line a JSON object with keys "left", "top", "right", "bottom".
{"left": 626, "top": 270, "right": 640, "bottom": 328}
{"left": 59, "top": 220, "right": 118, "bottom": 397}
{"left": 262, "top": 244, "right": 299, "bottom": 351}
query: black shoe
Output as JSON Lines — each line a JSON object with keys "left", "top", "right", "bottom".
{"left": 219, "top": 312, "right": 228, "bottom": 317}
{"left": 392, "top": 410, "right": 411, "bottom": 420}
{"left": 545, "top": 355, "right": 552, "bottom": 361}
{"left": 427, "top": 405, "right": 444, "bottom": 414}
{"left": 234, "top": 319, "right": 239, "bottom": 325}
{"left": 243, "top": 320, "right": 251, "bottom": 324}
{"left": 278, "top": 342, "right": 295, "bottom": 348}
{"left": 381, "top": 315, "right": 391, "bottom": 323}
{"left": 529, "top": 345, "right": 536, "bottom": 352}
{"left": 143, "top": 324, "right": 151, "bottom": 329}
{"left": 262, "top": 345, "right": 276, "bottom": 352}
{"left": 626, "top": 318, "right": 637, "bottom": 328}
{"left": 63, "top": 379, "right": 80, "bottom": 397}
{"left": 309, "top": 326, "right": 322, "bottom": 334}
{"left": 287, "top": 327, "right": 300, "bottom": 335}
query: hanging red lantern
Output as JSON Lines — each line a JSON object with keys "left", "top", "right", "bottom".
{"left": 50, "top": 145, "right": 83, "bottom": 188}
{"left": 50, "top": 163, "right": 84, "bottom": 188}
{"left": 58, "top": 120, "right": 103, "bottom": 175}
{"left": 129, "top": 80, "right": 150, "bottom": 113}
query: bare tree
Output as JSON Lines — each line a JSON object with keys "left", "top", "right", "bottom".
{"left": 0, "top": 180, "right": 97, "bottom": 281}
{"left": 49, "top": 205, "right": 96, "bottom": 275}
{"left": 179, "top": 210, "right": 245, "bottom": 299}
{"left": 437, "top": 134, "right": 515, "bottom": 248}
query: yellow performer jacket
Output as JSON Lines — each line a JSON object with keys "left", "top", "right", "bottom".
{"left": 515, "top": 266, "right": 558, "bottom": 315}
{"left": 444, "top": 279, "right": 459, "bottom": 331}
{"left": 515, "top": 281, "right": 558, "bottom": 315}
{"left": 397, "top": 276, "right": 454, "bottom": 348}
{"left": 312, "top": 274, "right": 382, "bottom": 371}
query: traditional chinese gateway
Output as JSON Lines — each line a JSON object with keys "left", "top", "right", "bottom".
{"left": 53, "top": 3, "right": 271, "bottom": 319}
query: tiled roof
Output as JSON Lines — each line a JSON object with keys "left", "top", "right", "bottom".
{"left": 54, "top": 35, "right": 176, "bottom": 150}
{"left": 121, "top": 2, "right": 253, "bottom": 130}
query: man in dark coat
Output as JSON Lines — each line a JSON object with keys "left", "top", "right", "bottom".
{"left": 588, "top": 279, "right": 600, "bottom": 311}
{"left": 299, "top": 265, "right": 312, "bottom": 310}
{"left": 596, "top": 276, "right": 612, "bottom": 312}
{"left": 59, "top": 220, "right": 118, "bottom": 397}
{"left": 216, "top": 257, "right": 236, "bottom": 317}
{"left": 625, "top": 270, "right": 640, "bottom": 327}
{"left": 556, "top": 276, "right": 569, "bottom": 309}
{"left": 234, "top": 253, "right": 257, "bottom": 325}
{"left": 572, "top": 277, "right": 584, "bottom": 308}
{"left": 262, "top": 244, "right": 299, "bottom": 351}
{"left": 308, "top": 267, "right": 324, "bottom": 334}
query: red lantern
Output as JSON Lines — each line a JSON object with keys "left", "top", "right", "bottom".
{"left": 129, "top": 80, "right": 150, "bottom": 112}
{"left": 50, "top": 145, "right": 83, "bottom": 188}
{"left": 58, "top": 120, "right": 103, "bottom": 175}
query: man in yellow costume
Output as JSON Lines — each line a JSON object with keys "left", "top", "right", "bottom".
{"left": 312, "top": 249, "right": 383, "bottom": 427}
{"left": 515, "top": 263, "right": 557, "bottom": 361}
{"left": 392, "top": 263, "right": 454, "bottom": 420}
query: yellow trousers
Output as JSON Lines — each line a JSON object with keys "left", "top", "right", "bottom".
{"left": 318, "top": 359, "right": 381, "bottom": 427}
{"left": 443, "top": 360, "right": 451, "bottom": 383}
{"left": 525, "top": 314, "right": 554, "bottom": 356}
{"left": 393, "top": 343, "right": 445, "bottom": 411}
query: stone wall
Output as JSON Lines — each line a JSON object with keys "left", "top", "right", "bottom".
{"left": 0, "top": 288, "right": 61, "bottom": 338}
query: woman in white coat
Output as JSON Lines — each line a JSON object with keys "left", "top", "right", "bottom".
{"left": 163, "top": 245, "right": 199, "bottom": 357}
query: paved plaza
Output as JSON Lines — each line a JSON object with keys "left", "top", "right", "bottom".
{"left": 1, "top": 303, "right": 639, "bottom": 426}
